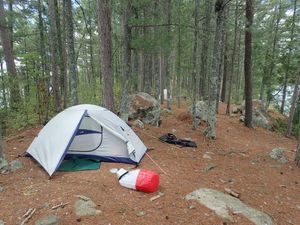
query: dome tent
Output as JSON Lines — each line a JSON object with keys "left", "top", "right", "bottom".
{"left": 26, "top": 104, "right": 147, "bottom": 176}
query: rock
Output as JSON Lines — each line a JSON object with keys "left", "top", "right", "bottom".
{"left": 203, "top": 153, "right": 212, "bottom": 160}
{"left": 35, "top": 215, "right": 59, "bottom": 225}
{"left": 136, "top": 211, "right": 146, "bottom": 217}
{"left": 231, "top": 106, "right": 241, "bottom": 114}
{"left": 0, "top": 157, "right": 8, "bottom": 170}
{"left": 74, "top": 195, "right": 101, "bottom": 216}
{"left": 161, "top": 108, "right": 174, "bottom": 115}
{"left": 0, "top": 186, "right": 4, "bottom": 192}
{"left": 9, "top": 160, "right": 23, "bottom": 172}
{"left": 241, "top": 100, "right": 271, "bottom": 129}
{"left": 128, "top": 92, "right": 160, "bottom": 126}
{"left": 239, "top": 115, "right": 245, "bottom": 122}
{"left": 253, "top": 111, "right": 270, "bottom": 129}
{"left": 143, "top": 108, "right": 160, "bottom": 126}
{"left": 269, "top": 148, "right": 288, "bottom": 164}
{"left": 186, "top": 188, "right": 273, "bottom": 225}
{"left": 188, "top": 205, "right": 196, "bottom": 209}
{"left": 188, "top": 101, "right": 208, "bottom": 122}
{"left": 203, "top": 164, "right": 217, "bottom": 172}
{"left": 133, "top": 119, "right": 144, "bottom": 129}
{"left": 241, "top": 100, "right": 266, "bottom": 115}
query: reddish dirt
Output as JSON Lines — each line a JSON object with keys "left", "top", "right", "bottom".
{"left": 1, "top": 102, "right": 300, "bottom": 225}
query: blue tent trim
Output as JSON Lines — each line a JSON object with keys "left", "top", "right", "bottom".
{"left": 65, "top": 153, "right": 137, "bottom": 164}
{"left": 76, "top": 129, "right": 102, "bottom": 136}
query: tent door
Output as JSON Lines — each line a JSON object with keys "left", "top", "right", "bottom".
{"left": 68, "top": 116, "right": 103, "bottom": 152}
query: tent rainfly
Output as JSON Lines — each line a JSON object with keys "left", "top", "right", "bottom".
{"left": 26, "top": 104, "right": 147, "bottom": 176}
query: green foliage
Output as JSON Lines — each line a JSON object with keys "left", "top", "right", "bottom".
{"left": 272, "top": 117, "right": 287, "bottom": 135}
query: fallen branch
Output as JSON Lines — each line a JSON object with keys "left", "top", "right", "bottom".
{"left": 20, "top": 208, "right": 36, "bottom": 225}
{"left": 150, "top": 192, "right": 165, "bottom": 201}
{"left": 225, "top": 188, "right": 240, "bottom": 198}
{"left": 51, "top": 202, "right": 69, "bottom": 210}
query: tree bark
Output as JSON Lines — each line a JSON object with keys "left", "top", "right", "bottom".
{"left": 226, "top": 0, "right": 239, "bottom": 115}
{"left": 286, "top": 61, "right": 300, "bottom": 137}
{"left": 120, "top": 1, "right": 132, "bottom": 121}
{"left": 204, "top": 0, "right": 226, "bottom": 139}
{"left": 176, "top": 1, "right": 181, "bottom": 108}
{"left": 192, "top": 0, "right": 200, "bottom": 129}
{"left": 48, "top": 0, "right": 61, "bottom": 112}
{"left": 281, "top": 0, "right": 297, "bottom": 113}
{"left": 0, "top": 0, "right": 20, "bottom": 109}
{"left": 244, "top": 0, "right": 253, "bottom": 128}
{"left": 65, "top": 0, "right": 78, "bottom": 106}
{"left": 0, "top": 124, "right": 3, "bottom": 159}
{"left": 165, "top": 0, "right": 172, "bottom": 109}
{"left": 97, "top": 0, "right": 114, "bottom": 111}
{"left": 216, "top": 6, "right": 227, "bottom": 112}
{"left": 88, "top": 0, "right": 96, "bottom": 101}
{"left": 266, "top": 0, "right": 282, "bottom": 106}
{"left": 296, "top": 110, "right": 300, "bottom": 166}
{"left": 199, "top": 0, "right": 213, "bottom": 99}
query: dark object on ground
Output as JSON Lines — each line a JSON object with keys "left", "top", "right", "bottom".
{"left": 159, "top": 133, "right": 197, "bottom": 148}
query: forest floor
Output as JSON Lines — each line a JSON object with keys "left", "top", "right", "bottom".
{"left": 1, "top": 102, "right": 300, "bottom": 225}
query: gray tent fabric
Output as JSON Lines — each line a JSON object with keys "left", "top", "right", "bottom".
{"left": 27, "top": 104, "right": 147, "bottom": 176}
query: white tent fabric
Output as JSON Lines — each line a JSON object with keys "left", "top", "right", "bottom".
{"left": 27, "top": 104, "right": 147, "bottom": 176}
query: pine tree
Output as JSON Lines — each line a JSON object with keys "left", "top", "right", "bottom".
{"left": 97, "top": 0, "right": 114, "bottom": 111}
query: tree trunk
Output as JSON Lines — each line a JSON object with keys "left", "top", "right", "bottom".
{"left": 296, "top": 110, "right": 300, "bottom": 166}
{"left": 221, "top": 30, "right": 228, "bottom": 103}
{"left": 192, "top": 0, "right": 200, "bottom": 130}
{"left": 226, "top": 0, "right": 239, "bottom": 115}
{"left": 97, "top": 0, "right": 114, "bottom": 111}
{"left": 176, "top": 1, "right": 181, "bottom": 108}
{"left": 235, "top": 26, "right": 243, "bottom": 103}
{"left": 0, "top": 124, "right": 3, "bottom": 159}
{"left": 199, "top": 0, "right": 213, "bottom": 99}
{"left": 38, "top": 0, "right": 50, "bottom": 122}
{"left": 244, "top": 0, "right": 253, "bottom": 128}
{"left": 286, "top": 61, "right": 300, "bottom": 137}
{"left": 0, "top": 60, "right": 7, "bottom": 110}
{"left": 0, "top": 0, "right": 20, "bottom": 109}
{"left": 48, "top": 0, "right": 61, "bottom": 112}
{"left": 88, "top": 0, "right": 96, "bottom": 101}
{"left": 266, "top": 1, "right": 282, "bottom": 106}
{"left": 58, "top": 0, "right": 68, "bottom": 109}
{"left": 216, "top": 6, "right": 227, "bottom": 112}
{"left": 166, "top": 0, "right": 172, "bottom": 109}
{"left": 281, "top": 0, "right": 297, "bottom": 113}
{"left": 120, "top": 1, "right": 132, "bottom": 121}
{"left": 204, "top": 0, "right": 226, "bottom": 139}
{"left": 65, "top": 0, "right": 78, "bottom": 106}
{"left": 138, "top": 51, "right": 145, "bottom": 92}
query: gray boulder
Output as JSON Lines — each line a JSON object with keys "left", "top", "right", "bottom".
{"left": 253, "top": 111, "right": 270, "bottom": 129}
{"left": 128, "top": 92, "right": 160, "bottom": 126}
{"left": 35, "top": 215, "right": 59, "bottom": 225}
{"left": 269, "top": 148, "right": 288, "bottom": 164}
{"left": 75, "top": 195, "right": 102, "bottom": 216}
{"left": 188, "top": 101, "right": 208, "bottom": 122}
{"left": 241, "top": 100, "right": 270, "bottom": 129}
{"left": 186, "top": 188, "right": 273, "bottom": 225}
